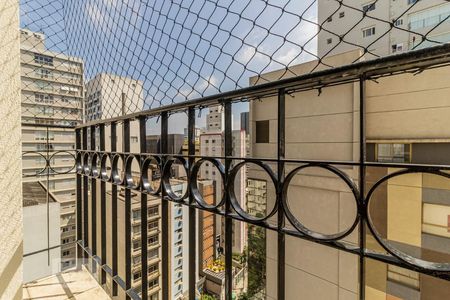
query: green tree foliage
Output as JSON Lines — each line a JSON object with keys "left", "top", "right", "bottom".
{"left": 247, "top": 216, "right": 266, "bottom": 298}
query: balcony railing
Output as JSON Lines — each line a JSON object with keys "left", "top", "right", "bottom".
{"left": 73, "top": 44, "right": 450, "bottom": 300}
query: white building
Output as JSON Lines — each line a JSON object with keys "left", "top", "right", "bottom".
{"left": 318, "top": 0, "right": 450, "bottom": 58}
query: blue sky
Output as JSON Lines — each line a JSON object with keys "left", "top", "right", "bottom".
{"left": 20, "top": 0, "right": 318, "bottom": 133}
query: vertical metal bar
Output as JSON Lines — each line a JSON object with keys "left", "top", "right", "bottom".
{"left": 358, "top": 77, "right": 366, "bottom": 300}
{"left": 124, "top": 119, "right": 132, "bottom": 300}
{"left": 139, "top": 117, "right": 149, "bottom": 300}
{"left": 76, "top": 128, "right": 83, "bottom": 270}
{"left": 82, "top": 127, "right": 89, "bottom": 261}
{"left": 161, "top": 112, "right": 169, "bottom": 300}
{"left": 46, "top": 126, "right": 50, "bottom": 266}
{"left": 277, "top": 89, "right": 286, "bottom": 300}
{"left": 224, "top": 102, "right": 233, "bottom": 300}
{"left": 99, "top": 124, "right": 107, "bottom": 285}
{"left": 111, "top": 122, "right": 118, "bottom": 296}
{"left": 187, "top": 107, "right": 196, "bottom": 300}
{"left": 90, "top": 125, "right": 97, "bottom": 274}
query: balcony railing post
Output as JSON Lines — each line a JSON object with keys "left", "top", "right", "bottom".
{"left": 160, "top": 112, "right": 169, "bottom": 300}
{"left": 139, "top": 116, "right": 149, "bottom": 300}
{"left": 187, "top": 107, "right": 196, "bottom": 300}
{"left": 358, "top": 77, "right": 367, "bottom": 300}
{"left": 224, "top": 101, "right": 233, "bottom": 300}
{"left": 99, "top": 123, "right": 107, "bottom": 285}
{"left": 90, "top": 125, "right": 97, "bottom": 274}
{"left": 76, "top": 128, "right": 82, "bottom": 270}
{"left": 123, "top": 119, "right": 132, "bottom": 300}
{"left": 82, "top": 127, "right": 89, "bottom": 261}
{"left": 277, "top": 88, "right": 286, "bottom": 300}
{"left": 111, "top": 121, "right": 118, "bottom": 296}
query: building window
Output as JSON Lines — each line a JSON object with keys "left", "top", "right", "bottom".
{"left": 255, "top": 120, "right": 270, "bottom": 143}
{"left": 133, "top": 241, "right": 141, "bottom": 250}
{"left": 394, "top": 19, "right": 403, "bottom": 26}
{"left": 148, "top": 248, "right": 158, "bottom": 259}
{"left": 148, "top": 220, "right": 158, "bottom": 231}
{"left": 362, "top": 2, "right": 376, "bottom": 12}
{"left": 34, "top": 54, "right": 53, "bottom": 66}
{"left": 362, "top": 26, "right": 376, "bottom": 38}
{"left": 392, "top": 43, "right": 404, "bottom": 53}
{"left": 149, "top": 278, "right": 159, "bottom": 289}
{"left": 148, "top": 206, "right": 158, "bottom": 216}
{"left": 149, "top": 264, "right": 158, "bottom": 275}
{"left": 326, "top": 38, "right": 332, "bottom": 44}
{"left": 148, "top": 235, "right": 158, "bottom": 245}
{"left": 131, "top": 136, "right": 138, "bottom": 143}
{"left": 62, "top": 250, "right": 70, "bottom": 256}
{"left": 339, "top": 12, "right": 345, "bottom": 18}
{"left": 376, "top": 144, "right": 411, "bottom": 163}
{"left": 409, "top": 3, "right": 450, "bottom": 30}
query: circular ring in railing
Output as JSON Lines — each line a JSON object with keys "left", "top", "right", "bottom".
{"left": 76, "top": 152, "right": 83, "bottom": 174}
{"left": 282, "top": 164, "right": 360, "bottom": 241}
{"left": 125, "top": 154, "right": 141, "bottom": 189}
{"left": 111, "top": 153, "right": 125, "bottom": 185}
{"left": 190, "top": 158, "right": 226, "bottom": 210}
{"left": 22, "top": 151, "right": 48, "bottom": 177}
{"left": 83, "top": 152, "right": 91, "bottom": 176}
{"left": 48, "top": 151, "right": 76, "bottom": 175}
{"left": 100, "top": 153, "right": 112, "bottom": 181}
{"left": 141, "top": 155, "right": 162, "bottom": 195}
{"left": 162, "top": 157, "right": 189, "bottom": 202}
{"left": 228, "top": 161, "right": 278, "bottom": 222}
{"left": 90, "top": 152, "right": 100, "bottom": 178}
{"left": 366, "top": 168, "right": 450, "bottom": 272}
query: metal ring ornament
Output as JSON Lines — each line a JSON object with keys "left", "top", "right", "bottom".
{"left": 228, "top": 161, "right": 278, "bottom": 222}
{"left": 76, "top": 152, "right": 83, "bottom": 174}
{"left": 282, "top": 163, "right": 360, "bottom": 241}
{"left": 90, "top": 152, "right": 100, "bottom": 177}
{"left": 111, "top": 153, "right": 125, "bottom": 185}
{"left": 125, "top": 154, "right": 140, "bottom": 189}
{"left": 100, "top": 153, "right": 113, "bottom": 181}
{"left": 190, "top": 158, "right": 226, "bottom": 210}
{"left": 83, "top": 152, "right": 91, "bottom": 176}
{"left": 22, "top": 151, "right": 48, "bottom": 177}
{"left": 48, "top": 151, "right": 76, "bottom": 175}
{"left": 162, "top": 156, "right": 189, "bottom": 202}
{"left": 366, "top": 168, "right": 450, "bottom": 272}
{"left": 141, "top": 155, "right": 162, "bottom": 195}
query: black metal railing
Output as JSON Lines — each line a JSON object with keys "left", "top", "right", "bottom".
{"left": 75, "top": 44, "right": 450, "bottom": 300}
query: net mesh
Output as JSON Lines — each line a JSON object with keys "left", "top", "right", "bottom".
{"left": 19, "top": 0, "right": 450, "bottom": 120}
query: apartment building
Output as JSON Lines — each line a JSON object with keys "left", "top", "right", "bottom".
{"left": 318, "top": 0, "right": 450, "bottom": 58}
{"left": 249, "top": 49, "right": 450, "bottom": 299}
{"left": 20, "top": 28, "right": 84, "bottom": 271}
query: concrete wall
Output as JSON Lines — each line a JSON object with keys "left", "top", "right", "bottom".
{"left": 0, "top": 1, "right": 23, "bottom": 299}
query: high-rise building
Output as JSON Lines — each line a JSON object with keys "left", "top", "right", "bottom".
{"left": 318, "top": 0, "right": 450, "bottom": 58}
{"left": 20, "top": 28, "right": 84, "bottom": 271}
{"left": 249, "top": 49, "right": 450, "bottom": 300}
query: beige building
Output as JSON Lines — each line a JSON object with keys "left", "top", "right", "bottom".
{"left": 0, "top": 1, "right": 23, "bottom": 299}
{"left": 318, "top": 0, "right": 450, "bottom": 58}
{"left": 249, "top": 49, "right": 450, "bottom": 299}
{"left": 20, "top": 28, "right": 84, "bottom": 271}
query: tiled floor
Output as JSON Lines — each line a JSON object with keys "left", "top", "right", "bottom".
{"left": 23, "top": 267, "right": 110, "bottom": 300}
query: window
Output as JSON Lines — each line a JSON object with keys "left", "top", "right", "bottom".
{"left": 62, "top": 250, "right": 70, "bottom": 256}
{"left": 148, "top": 206, "right": 158, "bottom": 216}
{"left": 148, "top": 235, "right": 158, "bottom": 245}
{"left": 409, "top": 3, "right": 450, "bottom": 30}
{"left": 376, "top": 144, "right": 411, "bottom": 163}
{"left": 131, "top": 136, "right": 138, "bottom": 143}
{"left": 35, "top": 68, "right": 53, "bottom": 79}
{"left": 326, "top": 38, "right": 332, "bottom": 44}
{"left": 255, "top": 120, "right": 270, "bottom": 143}
{"left": 392, "top": 43, "right": 404, "bottom": 53}
{"left": 133, "top": 209, "right": 141, "bottom": 220}
{"left": 148, "top": 220, "right": 158, "bottom": 230}
{"left": 394, "top": 19, "right": 403, "bottom": 26}
{"left": 149, "top": 278, "right": 159, "bottom": 289}
{"left": 362, "top": 26, "right": 376, "bottom": 38}
{"left": 62, "top": 238, "right": 70, "bottom": 244}
{"left": 133, "top": 271, "right": 142, "bottom": 281}
{"left": 34, "top": 54, "right": 53, "bottom": 66}
{"left": 362, "top": 2, "right": 375, "bottom": 12}
{"left": 339, "top": 12, "right": 345, "bottom": 18}
{"left": 133, "top": 241, "right": 141, "bottom": 250}
{"left": 148, "top": 264, "right": 158, "bottom": 275}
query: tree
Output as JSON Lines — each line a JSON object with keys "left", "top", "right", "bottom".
{"left": 247, "top": 213, "right": 266, "bottom": 298}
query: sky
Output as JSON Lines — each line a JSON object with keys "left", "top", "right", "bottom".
{"left": 20, "top": 0, "right": 318, "bottom": 133}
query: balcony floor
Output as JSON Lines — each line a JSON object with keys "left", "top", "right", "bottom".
{"left": 23, "top": 267, "right": 110, "bottom": 300}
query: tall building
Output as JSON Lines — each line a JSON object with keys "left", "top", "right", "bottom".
{"left": 318, "top": 0, "right": 450, "bottom": 58}
{"left": 249, "top": 49, "right": 450, "bottom": 299}
{"left": 20, "top": 28, "right": 84, "bottom": 271}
